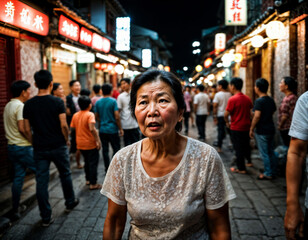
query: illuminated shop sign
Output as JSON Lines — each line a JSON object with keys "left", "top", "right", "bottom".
{"left": 79, "top": 27, "right": 92, "bottom": 47}
{"left": 116, "top": 17, "right": 130, "bottom": 51}
{"left": 92, "top": 33, "right": 110, "bottom": 53}
{"left": 59, "top": 15, "right": 79, "bottom": 41}
{"left": 58, "top": 15, "right": 110, "bottom": 53}
{"left": 225, "top": 0, "right": 247, "bottom": 26}
{"left": 215, "top": 33, "right": 226, "bottom": 55}
{"left": 142, "top": 49, "right": 152, "bottom": 68}
{"left": 0, "top": 0, "right": 49, "bottom": 35}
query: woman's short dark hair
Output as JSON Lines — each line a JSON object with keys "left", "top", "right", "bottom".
{"left": 230, "top": 77, "right": 243, "bottom": 91}
{"left": 11, "top": 80, "right": 30, "bottom": 98}
{"left": 78, "top": 95, "right": 91, "bottom": 110}
{"left": 283, "top": 76, "right": 297, "bottom": 94}
{"left": 34, "top": 70, "right": 53, "bottom": 89}
{"left": 217, "top": 80, "right": 229, "bottom": 90}
{"left": 255, "top": 78, "right": 269, "bottom": 93}
{"left": 51, "top": 83, "right": 61, "bottom": 95}
{"left": 130, "top": 70, "right": 186, "bottom": 132}
{"left": 92, "top": 84, "right": 101, "bottom": 94}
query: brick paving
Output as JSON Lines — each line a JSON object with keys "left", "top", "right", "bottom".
{"left": 1, "top": 116, "right": 305, "bottom": 240}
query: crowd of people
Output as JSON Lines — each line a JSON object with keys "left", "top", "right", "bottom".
{"left": 3, "top": 68, "right": 308, "bottom": 239}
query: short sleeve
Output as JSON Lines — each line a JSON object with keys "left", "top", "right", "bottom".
{"left": 70, "top": 114, "right": 76, "bottom": 128}
{"left": 88, "top": 112, "right": 96, "bottom": 124}
{"left": 254, "top": 99, "right": 262, "bottom": 111}
{"left": 113, "top": 100, "right": 119, "bottom": 111}
{"left": 289, "top": 93, "right": 308, "bottom": 141}
{"left": 226, "top": 98, "right": 233, "bottom": 113}
{"left": 204, "top": 149, "right": 236, "bottom": 210}
{"left": 193, "top": 95, "right": 198, "bottom": 105}
{"left": 57, "top": 98, "right": 66, "bottom": 114}
{"left": 212, "top": 93, "right": 219, "bottom": 104}
{"left": 16, "top": 103, "right": 24, "bottom": 121}
{"left": 23, "top": 102, "right": 30, "bottom": 119}
{"left": 101, "top": 152, "right": 126, "bottom": 205}
{"left": 117, "top": 95, "right": 123, "bottom": 110}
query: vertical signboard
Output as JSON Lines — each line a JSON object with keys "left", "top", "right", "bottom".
{"left": 225, "top": 0, "right": 247, "bottom": 26}
{"left": 215, "top": 33, "right": 226, "bottom": 55}
{"left": 0, "top": 0, "right": 49, "bottom": 35}
{"left": 116, "top": 17, "right": 130, "bottom": 51}
{"left": 142, "top": 49, "right": 152, "bottom": 68}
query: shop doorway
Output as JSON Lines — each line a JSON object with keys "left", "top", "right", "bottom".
{"left": 252, "top": 54, "right": 262, "bottom": 101}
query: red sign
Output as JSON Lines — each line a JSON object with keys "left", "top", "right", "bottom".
{"left": 79, "top": 27, "right": 92, "bottom": 47}
{"left": 58, "top": 15, "right": 79, "bottom": 41}
{"left": 236, "top": 45, "right": 247, "bottom": 68}
{"left": 0, "top": 0, "right": 49, "bottom": 36}
{"left": 92, "top": 33, "right": 110, "bottom": 53}
{"left": 204, "top": 58, "right": 213, "bottom": 68}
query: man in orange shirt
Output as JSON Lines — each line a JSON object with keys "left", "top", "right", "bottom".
{"left": 71, "top": 96, "right": 102, "bottom": 190}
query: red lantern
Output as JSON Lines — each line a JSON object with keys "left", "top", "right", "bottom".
{"left": 94, "top": 62, "right": 101, "bottom": 69}
{"left": 100, "top": 63, "right": 108, "bottom": 70}
{"left": 204, "top": 58, "right": 213, "bottom": 68}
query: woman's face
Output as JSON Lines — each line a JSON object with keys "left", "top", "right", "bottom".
{"left": 279, "top": 79, "right": 287, "bottom": 93}
{"left": 54, "top": 84, "right": 64, "bottom": 97}
{"left": 134, "top": 80, "right": 183, "bottom": 140}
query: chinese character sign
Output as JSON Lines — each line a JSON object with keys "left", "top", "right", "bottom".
{"left": 58, "top": 15, "right": 79, "bottom": 41}
{"left": 0, "top": 0, "right": 49, "bottom": 35}
{"left": 116, "top": 17, "right": 130, "bottom": 51}
{"left": 215, "top": 33, "right": 226, "bottom": 55}
{"left": 225, "top": 0, "right": 247, "bottom": 26}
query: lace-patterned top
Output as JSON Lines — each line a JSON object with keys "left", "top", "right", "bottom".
{"left": 101, "top": 137, "right": 236, "bottom": 239}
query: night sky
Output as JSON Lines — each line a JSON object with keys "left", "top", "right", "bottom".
{"left": 117, "top": 0, "right": 222, "bottom": 73}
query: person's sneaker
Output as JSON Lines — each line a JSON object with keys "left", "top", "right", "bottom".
{"left": 65, "top": 198, "right": 79, "bottom": 212}
{"left": 41, "top": 217, "right": 54, "bottom": 227}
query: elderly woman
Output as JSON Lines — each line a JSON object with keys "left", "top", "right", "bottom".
{"left": 101, "top": 70, "right": 236, "bottom": 239}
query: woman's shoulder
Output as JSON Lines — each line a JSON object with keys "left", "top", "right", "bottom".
{"left": 187, "top": 137, "right": 217, "bottom": 159}
{"left": 114, "top": 140, "right": 141, "bottom": 161}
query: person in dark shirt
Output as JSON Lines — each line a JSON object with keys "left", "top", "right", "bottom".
{"left": 250, "top": 78, "right": 277, "bottom": 180}
{"left": 23, "top": 70, "right": 79, "bottom": 227}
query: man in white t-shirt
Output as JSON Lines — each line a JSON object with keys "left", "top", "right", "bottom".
{"left": 3, "top": 80, "right": 36, "bottom": 220}
{"left": 213, "top": 80, "right": 232, "bottom": 152}
{"left": 194, "top": 84, "right": 210, "bottom": 141}
{"left": 284, "top": 91, "right": 308, "bottom": 239}
{"left": 117, "top": 78, "right": 140, "bottom": 146}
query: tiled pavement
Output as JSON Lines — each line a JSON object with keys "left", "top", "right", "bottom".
{"left": 0, "top": 116, "right": 306, "bottom": 239}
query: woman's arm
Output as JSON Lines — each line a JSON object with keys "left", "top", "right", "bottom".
{"left": 206, "top": 203, "right": 231, "bottom": 240}
{"left": 103, "top": 199, "right": 127, "bottom": 240}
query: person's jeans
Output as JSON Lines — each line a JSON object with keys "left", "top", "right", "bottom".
{"left": 217, "top": 117, "right": 226, "bottom": 148}
{"left": 230, "top": 130, "right": 251, "bottom": 171}
{"left": 99, "top": 133, "right": 120, "bottom": 172}
{"left": 196, "top": 115, "right": 207, "bottom": 140}
{"left": 255, "top": 133, "right": 278, "bottom": 177}
{"left": 34, "top": 145, "right": 75, "bottom": 221}
{"left": 183, "top": 111, "right": 190, "bottom": 133}
{"left": 7, "top": 145, "right": 36, "bottom": 212}
{"left": 80, "top": 149, "right": 99, "bottom": 185}
{"left": 123, "top": 128, "right": 140, "bottom": 146}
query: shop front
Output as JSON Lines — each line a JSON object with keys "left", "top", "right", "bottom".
{"left": 0, "top": 0, "right": 48, "bottom": 182}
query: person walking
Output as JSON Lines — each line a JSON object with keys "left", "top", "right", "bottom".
{"left": 23, "top": 70, "right": 79, "bottom": 227}
{"left": 193, "top": 84, "right": 210, "bottom": 141}
{"left": 225, "top": 77, "right": 253, "bottom": 174}
{"left": 249, "top": 78, "right": 277, "bottom": 180}
{"left": 70, "top": 96, "right": 102, "bottom": 190}
{"left": 183, "top": 85, "right": 192, "bottom": 134}
{"left": 284, "top": 91, "right": 308, "bottom": 240}
{"left": 3, "top": 80, "right": 36, "bottom": 220}
{"left": 212, "top": 80, "right": 232, "bottom": 152}
{"left": 278, "top": 76, "right": 297, "bottom": 147}
{"left": 117, "top": 78, "right": 140, "bottom": 146}
{"left": 91, "top": 84, "right": 102, "bottom": 107}
{"left": 95, "top": 84, "right": 123, "bottom": 173}
{"left": 66, "top": 80, "right": 82, "bottom": 169}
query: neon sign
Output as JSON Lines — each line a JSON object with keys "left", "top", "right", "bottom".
{"left": 79, "top": 27, "right": 92, "bottom": 47}
{"left": 58, "top": 15, "right": 79, "bottom": 41}
{"left": 0, "top": 0, "right": 49, "bottom": 35}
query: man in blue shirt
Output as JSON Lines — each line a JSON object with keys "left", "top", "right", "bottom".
{"left": 95, "top": 84, "right": 123, "bottom": 172}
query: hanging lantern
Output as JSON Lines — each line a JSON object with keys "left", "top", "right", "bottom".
{"left": 204, "top": 58, "right": 213, "bottom": 68}
{"left": 94, "top": 62, "right": 101, "bottom": 69}
{"left": 164, "top": 66, "right": 170, "bottom": 72}
{"left": 195, "top": 65, "right": 203, "bottom": 72}
{"left": 251, "top": 35, "right": 264, "bottom": 48}
{"left": 100, "top": 63, "right": 108, "bottom": 70}
{"left": 107, "top": 64, "right": 114, "bottom": 71}
{"left": 266, "top": 21, "right": 285, "bottom": 40}
{"left": 115, "top": 64, "right": 125, "bottom": 74}
{"left": 158, "top": 64, "right": 164, "bottom": 70}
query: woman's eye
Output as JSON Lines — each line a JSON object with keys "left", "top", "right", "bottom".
{"left": 159, "top": 99, "right": 168, "bottom": 103}
{"left": 139, "top": 101, "right": 147, "bottom": 105}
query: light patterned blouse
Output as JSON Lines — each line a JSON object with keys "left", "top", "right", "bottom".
{"left": 101, "top": 137, "right": 236, "bottom": 239}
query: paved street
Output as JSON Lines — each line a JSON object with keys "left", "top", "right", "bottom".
{"left": 1, "top": 116, "right": 305, "bottom": 240}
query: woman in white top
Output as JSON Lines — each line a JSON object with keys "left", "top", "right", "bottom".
{"left": 101, "top": 70, "right": 236, "bottom": 239}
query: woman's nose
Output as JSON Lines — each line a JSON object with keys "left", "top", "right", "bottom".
{"left": 147, "top": 102, "right": 158, "bottom": 117}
